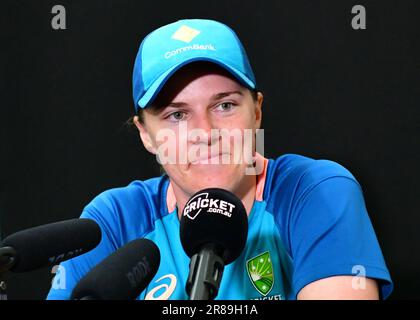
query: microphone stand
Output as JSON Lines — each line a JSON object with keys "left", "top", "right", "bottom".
{"left": 186, "top": 243, "right": 225, "bottom": 300}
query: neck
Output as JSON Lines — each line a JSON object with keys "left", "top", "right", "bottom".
{"left": 172, "top": 175, "right": 257, "bottom": 220}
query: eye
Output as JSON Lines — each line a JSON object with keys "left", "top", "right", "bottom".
{"left": 216, "top": 102, "right": 234, "bottom": 111}
{"left": 167, "top": 111, "right": 186, "bottom": 121}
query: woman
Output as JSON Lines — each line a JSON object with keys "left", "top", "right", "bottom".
{"left": 47, "top": 19, "right": 393, "bottom": 300}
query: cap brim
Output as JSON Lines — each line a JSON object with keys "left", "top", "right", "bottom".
{"left": 137, "top": 57, "right": 256, "bottom": 109}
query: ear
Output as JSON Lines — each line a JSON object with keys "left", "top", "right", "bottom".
{"left": 133, "top": 116, "right": 157, "bottom": 155}
{"left": 254, "top": 92, "right": 263, "bottom": 129}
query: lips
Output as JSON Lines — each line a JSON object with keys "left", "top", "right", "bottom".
{"left": 190, "top": 152, "right": 230, "bottom": 165}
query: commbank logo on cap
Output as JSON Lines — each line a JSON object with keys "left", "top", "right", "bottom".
{"left": 171, "top": 25, "right": 200, "bottom": 43}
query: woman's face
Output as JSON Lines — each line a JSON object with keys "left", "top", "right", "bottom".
{"left": 134, "top": 63, "right": 263, "bottom": 196}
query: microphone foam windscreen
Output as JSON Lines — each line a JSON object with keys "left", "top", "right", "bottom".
{"left": 1, "top": 218, "right": 101, "bottom": 272}
{"left": 180, "top": 188, "right": 248, "bottom": 264}
{"left": 70, "top": 238, "right": 160, "bottom": 300}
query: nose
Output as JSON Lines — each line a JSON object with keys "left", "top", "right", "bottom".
{"left": 188, "top": 112, "right": 218, "bottom": 145}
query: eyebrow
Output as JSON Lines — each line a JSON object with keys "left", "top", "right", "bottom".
{"left": 163, "top": 91, "right": 244, "bottom": 109}
{"left": 210, "top": 90, "right": 243, "bottom": 102}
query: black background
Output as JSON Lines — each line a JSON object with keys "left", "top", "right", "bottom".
{"left": 1, "top": 0, "right": 419, "bottom": 299}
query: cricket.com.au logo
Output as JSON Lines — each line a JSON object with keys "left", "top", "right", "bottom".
{"left": 246, "top": 251, "right": 274, "bottom": 296}
{"left": 183, "top": 192, "right": 236, "bottom": 220}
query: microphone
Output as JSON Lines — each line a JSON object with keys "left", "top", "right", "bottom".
{"left": 180, "top": 188, "right": 248, "bottom": 300}
{"left": 71, "top": 238, "right": 160, "bottom": 300}
{"left": 0, "top": 218, "right": 101, "bottom": 274}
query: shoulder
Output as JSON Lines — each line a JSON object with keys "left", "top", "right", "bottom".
{"left": 87, "top": 175, "right": 169, "bottom": 212}
{"left": 81, "top": 175, "right": 170, "bottom": 245}
{"left": 263, "top": 153, "right": 362, "bottom": 249}
{"left": 267, "top": 153, "right": 357, "bottom": 187}
{"left": 264, "top": 153, "right": 359, "bottom": 207}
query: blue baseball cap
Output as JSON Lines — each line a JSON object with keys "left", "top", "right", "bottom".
{"left": 132, "top": 19, "right": 257, "bottom": 112}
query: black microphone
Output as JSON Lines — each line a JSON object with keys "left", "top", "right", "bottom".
{"left": 180, "top": 188, "right": 248, "bottom": 300}
{"left": 71, "top": 238, "right": 160, "bottom": 300}
{"left": 0, "top": 218, "right": 101, "bottom": 274}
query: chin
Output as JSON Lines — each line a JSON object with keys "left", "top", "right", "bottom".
{"left": 188, "top": 164, "right": 239, "bottom": 191}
